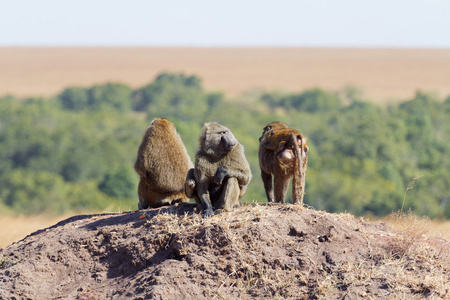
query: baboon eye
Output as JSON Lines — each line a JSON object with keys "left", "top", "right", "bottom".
{"left": 220, "top": 131, "right": 228, "bottom": 135}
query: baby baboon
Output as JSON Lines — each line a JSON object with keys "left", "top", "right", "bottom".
{"left": 134, "top": 118, "right": 193, "bottom": 209}
{"left": 185, "top": 122, "right": 252, "bottom": 217}
{"left": 258, "top": 121, "right": 289, "bottom": 142}
{"left": 258, "top": 121, "right": 308, "bottom": 205}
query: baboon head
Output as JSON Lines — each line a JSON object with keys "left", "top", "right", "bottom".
{"left": 147, "top": 117, "right": 175, "bottom": 135}
{"left": 259, "top": 121, "right": 289, "bottom": 142}
{"left": 200, "top": 122, "right": 238, "bottom": 158}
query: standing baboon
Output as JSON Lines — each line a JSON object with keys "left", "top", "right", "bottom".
{"left": 134, "top": 118, "right": 193, "bottom": 209}
{"left": 185, "top": 122, "right": 252, "bottom": 217}
{"left": 258, "top": 121, "right": 308, "bottom": 205}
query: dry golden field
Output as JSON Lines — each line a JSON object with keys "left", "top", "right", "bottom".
{"left": 1, "top": 47, "right": 450, "bottom": 104}
{"left": 0, "top": 215, "right": 69, "bottom": 248}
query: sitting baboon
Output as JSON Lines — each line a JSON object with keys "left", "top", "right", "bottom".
{"left": 258, "top": 121, "right": 308, "bottom": 205}
{"left": 134, "top": 118, "right": 193, "bottom": 209}
{"left": 185, "top": 122, "right": 252, "bottom": 217}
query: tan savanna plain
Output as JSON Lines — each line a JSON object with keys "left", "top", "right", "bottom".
{"left": 1, "top": 47, "right": 450, "bottom": 248}
{"left": 2, "top": 47, "right": 450, "bottom": 103}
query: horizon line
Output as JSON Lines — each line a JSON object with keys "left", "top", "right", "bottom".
{"left": 2, "top": 45, "right": 450, "bottom": 50}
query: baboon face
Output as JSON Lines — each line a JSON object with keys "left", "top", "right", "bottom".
{"left": 201, "top": 122, "right": 237, "bottom": 157}
{"left": 217, "top": 130, "right": 237, "bottom": 154}
{"left": 259, "top": 121, "right": 289, "bottom": 142}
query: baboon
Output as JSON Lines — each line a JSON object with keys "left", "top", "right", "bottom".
{"left": 134, "top": 118, "right": 193, "bottom": 209}
{"left": 185, "top": 122, "right": 252, "bottom": 217}
{"left": 258, "top": 121, "right": 289, "bottom": 142}
{"left": 258, "top": 121, "right": 308, "bottom": 205}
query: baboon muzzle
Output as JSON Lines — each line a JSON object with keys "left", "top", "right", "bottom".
{"left": 221, "top": 136, "right": 236, "bottom": 153}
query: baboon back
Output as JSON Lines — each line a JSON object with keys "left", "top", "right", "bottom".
{"left": 258, "top": 121, "right": 308, "bottom": 204}
{"left": 134, "top": 118, "right": 193, "bottom": 196}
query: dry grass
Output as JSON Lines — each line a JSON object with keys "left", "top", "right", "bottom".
{"left": 1, "top": 47, "right": 450, "bottom": 104}
{"left": 370, "top": 212, "right": 450, "bottom": 299}
{"left": 428, "top": 220, "right": 450, "bottom": 240}
{"left": 384, "top": 211, "right": 450, "bottom": 241}
{"left": 0, "top": 215, "right": 69, "bottom": 248}
{"left": 140, "top": 205, "right": 450, "bottom": 298}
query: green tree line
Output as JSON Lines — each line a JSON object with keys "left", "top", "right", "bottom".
{"left": 1, "top": 73, "right": 449, "bottom": 218}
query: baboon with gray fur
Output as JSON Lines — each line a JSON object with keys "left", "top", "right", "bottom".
{"left": 134, "top": 118, "right": 193, "bottom": 209}
{"left": 185, "top": 122, "right": 252, "bottom": 217}
{"left": 258, "top": 121, "right": 308, "bottom": 205}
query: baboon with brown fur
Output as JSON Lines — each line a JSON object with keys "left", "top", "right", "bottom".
{"left": 258, "top": 121, "right": 308, "bottom": 205}
{"left": 185, "top": 122, "right": 252, "bottom": 217}
{"left": 134, "top": 118, "right": 193, "bottom": 209}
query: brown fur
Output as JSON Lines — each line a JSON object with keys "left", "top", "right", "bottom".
{"left": 258, "top": 121, "right": 308, "bottom": 205}
{"left": 185, "top": 122, "right": 252, "bottom": 217}
{"left": 134, "top": 118, "right": 193, "bottom": 209}
{"left": 258, "top": 121, "right": 289, "bottom": 142}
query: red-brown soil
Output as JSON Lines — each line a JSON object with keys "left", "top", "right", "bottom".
{"left": 1, "top": 204, "right": 449, "bottom": 299}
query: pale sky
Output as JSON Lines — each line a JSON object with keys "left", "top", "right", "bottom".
{"left": 1, "top": 0, "right": 450, "bottom": 47}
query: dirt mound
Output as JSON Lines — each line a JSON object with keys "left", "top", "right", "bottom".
{"left": 1, "top": 204, "right": 449, "bottom": 299}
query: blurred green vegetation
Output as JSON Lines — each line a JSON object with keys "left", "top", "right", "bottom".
{"left": 1, "top": 73, "right": 449, "bottom": 218}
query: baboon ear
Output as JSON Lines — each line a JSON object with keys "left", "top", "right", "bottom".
{"left": 201, "top": 123, "right": 210, "bottom": 137}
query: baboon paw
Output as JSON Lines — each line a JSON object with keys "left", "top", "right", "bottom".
{"left": 203, "top": 208, "right": 214, "bottom": 218}
{"left": 214, "top": 166, "right": 228, "bottom": 185}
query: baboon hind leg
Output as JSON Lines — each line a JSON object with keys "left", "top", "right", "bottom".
{"left": 261, "top": 169, "right": 275, "bottom": 203}
{"left": 273, "top": 174, "right": 290, "bottom": 203}
{"left": 138, "top": 177, "right": 188, "bottom": 209}
{"left": 138, "top": 178, "right": 151, "bottom": 210}
{"left": 138, "top": 180, "right": 165, "bottom": 209}
{"left": 215, "top": 177, "right": 240, "bottom": 211}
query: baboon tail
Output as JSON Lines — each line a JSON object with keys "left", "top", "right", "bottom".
{"left": 290, "top": 133, "right": 304, "bottom": 205}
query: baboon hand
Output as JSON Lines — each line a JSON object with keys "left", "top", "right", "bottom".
{"left": 214, "top": 165, "right": 228, "bottom": 185}
{"left": 185, "top": 179, "right": 196, "bottom": 198}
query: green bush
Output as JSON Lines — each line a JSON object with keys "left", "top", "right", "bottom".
{"left": 1, "top": 73, "right": 449, "bottom": 218}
